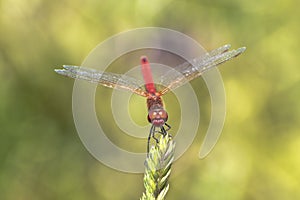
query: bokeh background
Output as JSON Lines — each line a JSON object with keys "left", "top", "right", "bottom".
{"left": 1, "top": 0, "right": 300, "bottom": 199}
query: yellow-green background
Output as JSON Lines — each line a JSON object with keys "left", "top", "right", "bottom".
{"left": 1, "top": 0, "right": 299, "bottom": 199}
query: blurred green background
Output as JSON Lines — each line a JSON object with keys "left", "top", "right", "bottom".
{"left": 1, "top": 0, "right": 300, "bottom": 199}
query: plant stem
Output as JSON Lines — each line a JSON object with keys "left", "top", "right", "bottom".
{"left": 140, "top": 134, "right": 175, "bottom": 200}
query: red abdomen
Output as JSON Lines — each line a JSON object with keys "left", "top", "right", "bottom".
{"left": 141, "top": 56, "right": 156, "bottom": 94}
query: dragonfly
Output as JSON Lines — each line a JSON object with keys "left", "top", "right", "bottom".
{"left": 55, "top": 44, "right": 246, "bottom": 152}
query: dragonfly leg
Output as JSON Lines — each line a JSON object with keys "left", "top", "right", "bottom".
{"left": 147, "top": 125, "right": 155, "bottom": 153}
{"left": 152, "top": 128, "right": 160, "bottom": 143}
{"left": 147, "top": 124, "right": 171, "bottom": 153}
{"left": 164, "top": 123, "right": 171, "bottom": 131}
{"left": 160, "top": 126, "right": 167, "bottom": 137}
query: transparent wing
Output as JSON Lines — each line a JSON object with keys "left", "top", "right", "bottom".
{"left": 158, "top": 44, "right": 246, "bottom": 95}
{"left": 55, "top": 65, "right": 148, "bottom": 97}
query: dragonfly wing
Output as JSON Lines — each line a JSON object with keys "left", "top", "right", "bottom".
{"left": 208, "top": 44, "right": 232, "bottom": 56}
{"left": 55, "top": 65, "right": 147, "bottom": 97}
{"left": 158, "top": 45, "right": 246, "bottom": 95}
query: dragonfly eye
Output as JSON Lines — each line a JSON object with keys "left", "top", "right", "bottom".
{"left": 160, "top": 110, "right": 168, "bottom": 120}
{"left": 148, "top": 109, "right": 168, "bottom": 119}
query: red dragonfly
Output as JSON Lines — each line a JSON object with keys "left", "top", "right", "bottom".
{"left": 55, "top": 44, "right": 246, "bottom": 152}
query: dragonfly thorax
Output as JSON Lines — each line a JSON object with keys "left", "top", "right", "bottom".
{"left": 147, "top": 105, "right": 168, "bottom": 127}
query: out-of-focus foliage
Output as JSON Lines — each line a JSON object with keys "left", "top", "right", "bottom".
{"left": 1, "top": 0, "right": 299, "bottom": 199}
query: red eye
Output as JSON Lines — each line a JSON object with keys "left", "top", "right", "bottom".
{"left": 162, "top": 111, "right": 168, "bottom": 121}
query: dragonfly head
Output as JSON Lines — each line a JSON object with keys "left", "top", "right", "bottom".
{"left": 147, "top": 105, "right": 168, "bottom": 127}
